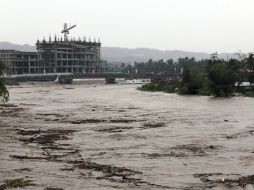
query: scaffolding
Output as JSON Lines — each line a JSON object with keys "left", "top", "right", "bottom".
{"left": 0, "top": 39, "right": 108, "bottom": 75}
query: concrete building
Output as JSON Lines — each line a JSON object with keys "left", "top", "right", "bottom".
{"left": 0, "top": 50, "right": 38, "bottom": 74}
{"left": 36, "top": 37, "right": 108, "bottom": 74}
{"left": 0, "top": 24, "right": 109, "bottom": 75}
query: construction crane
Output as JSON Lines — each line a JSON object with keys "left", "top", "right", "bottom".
{"left": 61, "top": 23, "right": 76, "bottom": 41}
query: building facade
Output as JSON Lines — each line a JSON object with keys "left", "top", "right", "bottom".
{"left": 0, "top": 50, "right": 38, "bottom": 74}
{"left": 0, "top": 37, "right": 109, "bottom": 75}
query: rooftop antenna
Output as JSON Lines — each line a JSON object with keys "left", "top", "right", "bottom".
{"left": 61, "top": 23, "right": 76, "bottom": 41}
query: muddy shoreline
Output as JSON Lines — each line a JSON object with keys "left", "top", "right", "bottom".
{"left": 1, "top": 84, "right": 254, "bottom": 189}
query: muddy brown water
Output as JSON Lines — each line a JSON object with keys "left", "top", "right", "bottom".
{"left": 1, "top": 82, "right": 254, "bottom": 190}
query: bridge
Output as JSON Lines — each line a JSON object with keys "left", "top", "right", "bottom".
{"left": 2, "top": 72, "right": 177, "bottom": 84}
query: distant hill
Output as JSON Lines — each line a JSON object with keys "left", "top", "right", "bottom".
{"left": 0, "top": 41, "right": 36, "bottom": 52}
{"left": 101, "top": 47, "right": 213, "bottom": 63}
{"left": 0, "top": 41, "right": 237, "bottom": 63}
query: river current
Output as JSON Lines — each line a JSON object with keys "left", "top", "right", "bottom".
{"left": 1, "top": 81, "right": 254, "bottom": 189}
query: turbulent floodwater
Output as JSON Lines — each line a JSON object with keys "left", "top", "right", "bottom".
{"left": 1, "top": 82, "right": 254, "bottom": 190}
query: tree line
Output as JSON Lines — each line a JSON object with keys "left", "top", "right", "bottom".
{"left": 136, "top": 53, "right": 254, "bottom": 97}
{"left": 120, "top": 57, "right": 207, "bottom": 75}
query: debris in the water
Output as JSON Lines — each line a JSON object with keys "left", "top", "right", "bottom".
{"left": 0, "top": 178, "right": 34, "bottom": 189}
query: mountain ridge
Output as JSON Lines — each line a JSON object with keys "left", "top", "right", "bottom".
{"left": 0, "top": 41, "right": 237, "bottom": 63}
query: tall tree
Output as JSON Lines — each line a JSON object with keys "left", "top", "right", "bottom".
{"left": 246, "top": 54, "right": 254, "bottom": 83}
{"left": 0, "top": 61, "right": 9, "bottom": 102}
{"left": 207, "top": 60, "right": 236, "bottom": 97}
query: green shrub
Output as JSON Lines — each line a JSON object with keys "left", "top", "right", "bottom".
{"left": 244, "top": 91, "right": 254, "bottom": 97}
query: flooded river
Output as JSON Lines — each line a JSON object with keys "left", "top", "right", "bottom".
{"left": 1, "top": 82, "right": 254, "bottom": 189}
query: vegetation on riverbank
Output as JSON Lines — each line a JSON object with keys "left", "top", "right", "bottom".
{"left": 0, "top": 61, "right": 9, "bottom": 102}
{"left": 244, "top": 91, "right": 254, "bottom": 97}
{"left": 137, "top": 53, "right": 254, "bottom": 97}
{"left": 138, "top": 78, "right": 180, "bottom": 93}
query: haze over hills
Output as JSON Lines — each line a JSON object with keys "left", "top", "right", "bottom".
{"left": 0, "top": 42, "right": 36, "bottom": 52}
{"left": 101, "top": 47, "right": 212, "bottom": 63}
{"left": 0, "top": 41, "right": 238, "bottom": 64}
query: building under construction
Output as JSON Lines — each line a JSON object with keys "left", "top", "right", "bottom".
{"left": 0, "top": 24, "right": 109, "bottom": 75}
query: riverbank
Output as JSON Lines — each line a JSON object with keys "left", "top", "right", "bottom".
{"left": 1, "top": 83, "right": 254, "bottom": 189}
{"left": 138, "top": 82, "right": 254, "bottom": 97}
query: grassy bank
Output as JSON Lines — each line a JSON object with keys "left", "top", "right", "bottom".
{"left": 138, "top": 81, "right": 254, "bottom": 98}
{"left": 244, "top": 91, "right": 254, "bottom": 97}
{"left": 138, "top": 81, "right": 210, "bottom": 96}
{"left": 138, "top": 75, "right": 211, "bottom": 96}
{"left": 138, "top": 80, "right": 179, "bottom": 93}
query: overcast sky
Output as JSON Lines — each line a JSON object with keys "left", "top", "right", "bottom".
{"left": 1, "top": 0, "right": 254, "bottom": 53}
